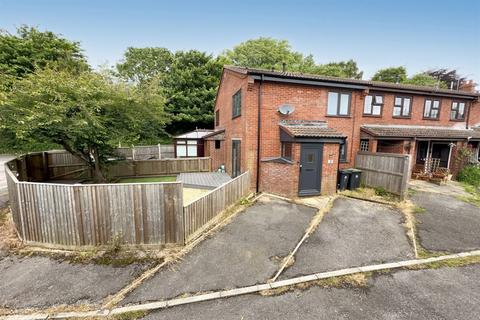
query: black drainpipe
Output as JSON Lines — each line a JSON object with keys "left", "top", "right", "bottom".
{"left": 256, "top": 74, "right": 264, "bottom": 193}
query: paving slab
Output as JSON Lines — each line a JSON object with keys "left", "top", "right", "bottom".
{"left": 143, "top": 264, "right": 480, "bottom": 320}
{"left": 122, "top": 197, "right": 317, "bottom": 304}
{"left": 282, "top": 197, "right": 414, "bottom": 278}
{"left": 0, "top": 255, "right": 147, "bottom": 310}
{"left": 411, "top": 190, "right": 480, "bottom": 253}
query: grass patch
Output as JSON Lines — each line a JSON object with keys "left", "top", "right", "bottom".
{"left": 341, "top": 187, "right": 400, "bottom": 204}
{"left": 411, "top": 205, "right": 426, "bottom": 214}
{"left": 458, "top": 183, "right": 480, "bottom": 207}
{"left": 261, "top": 272, "right": 371, "bottom": 296}
{"left": 111, "top": 310, "right": 148, "bottom": 320}
{"left": 406, "top": 255, "right": 480, "bottom": 270}
{"left": 117, "top": 176, "right": 177, "bottom": 183}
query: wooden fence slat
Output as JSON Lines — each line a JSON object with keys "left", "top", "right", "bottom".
{"left": 355, "top": 152, "right": 410, "bottom": 199}
{"left": 183, "top": 172, "right": 251, "bottom": 243}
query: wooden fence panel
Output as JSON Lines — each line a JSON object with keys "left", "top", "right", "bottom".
{"left": 183, "top": 171, "right": 250, "bottom": 242}
{"left": 5, "top": 159, "right": 184, "bottom": 248}
{"left": 355, "top": 152, "right": 410, "bottom": 199}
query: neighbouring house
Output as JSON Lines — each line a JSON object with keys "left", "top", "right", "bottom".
{"left": 174, "top": 129, "right": 214, "bottom": 158}
{"left": 205, "top": 66, "right": 480, "bottom": 198}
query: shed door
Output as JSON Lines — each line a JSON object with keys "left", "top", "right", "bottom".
{"left": 299, "top": 144, "right": 323, "bottom": 196}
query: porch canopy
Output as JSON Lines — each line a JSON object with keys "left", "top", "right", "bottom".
{"left": 361, "top": 124, "right": 480, "bottom": 141}
{"left": 280, "top": 120, "right": 346, "bottom": 143}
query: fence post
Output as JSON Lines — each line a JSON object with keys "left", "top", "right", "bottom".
{"left": 158, "top": 144, "right": 162, "bottom": 159}
{"left": 399, "top": 155, "right": 411, "bottom": 200}
{"left": 132, "top": 145, "right": 136, "bottom": 161}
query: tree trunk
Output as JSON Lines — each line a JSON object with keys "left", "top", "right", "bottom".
{"left": 91, "top": 148, "right": 106, "bottom": 183}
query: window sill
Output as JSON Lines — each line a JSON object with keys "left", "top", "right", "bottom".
{"left": 392, "top": 116, "right": 412, "bottom": 119}
{"left": 232, "top": 114, "right": 241, "bottom": 120}
{"left": 260, "top": 157, "right": 294, "bottom": 164}
{"left": 422, "top": 117, "right": 440, "bottom": 121}
{"left": 362, "top": 114, "right": 382, "bottom": 118}
{"left": 339, "top": 160, "right": 348, "bottom": 163}
{"left": 450, "top": 119, "right": 465, "bottom": 122}
{"left": 325, "top": 115, "right": 352, "bottom": 118}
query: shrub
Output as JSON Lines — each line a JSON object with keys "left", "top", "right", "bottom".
{"left": 458, "top": 164, "right": 480, "bottom": 188}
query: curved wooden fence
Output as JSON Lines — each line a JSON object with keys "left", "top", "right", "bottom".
{"left": 4, "top": 152, "right": 251, "bottom": 249}
{"left": 183, "top": 172, "right": 250, "bottom": 243}
{"left": 5, "top": 160, "right": 184, "bottom": 248}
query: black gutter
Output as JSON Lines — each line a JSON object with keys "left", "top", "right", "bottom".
{"left": 256, "top": 74, "right": 264, "bottom": 193}
{"left": 251, "top": 75, "right": 367, "bottom": 90}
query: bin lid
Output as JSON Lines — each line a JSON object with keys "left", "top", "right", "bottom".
{"left": 339, "top": 169, "right": 352, "bottom": 173}
{"left": 349, "top": 168, "right": 362, "bottom": 173}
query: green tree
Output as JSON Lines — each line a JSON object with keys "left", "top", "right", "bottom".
{"left": 371, "top": 67, "right": 407, "bottom": 83}
{"left": 223, "top": 37, "right": 363, "bottom": 79}
{"left": 0, "top": 26, "right": 90, "bottom": 153}
{"left": 0, "top": 68, "right": 168, "bottom": 181}
{"left": 163, "top": 50, "right": 223, "bottom": 133}
{"left": 0, "top": 25, "right": 88, "bottom": 81}
{"left": 313, "top": 60, "right": 363, "bottom": 79}
{"left": 223, "top": 37, "right": 306, "bottom": 71}
{"left": 116, "top": 47, "right": 173, "bottom": 84}
{"left": 403, "top": 73, "right": 446, "bottom": 88}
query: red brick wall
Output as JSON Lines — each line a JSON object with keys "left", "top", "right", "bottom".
{"left": 469, "top": 100, "right": 480, "bottom": 128}
{"left": 377, "top": 140, "right": 406, "bottom": 154}
{"left": 204, "top": 140, "right": 225, "bottom": 171}
{"left": 213, "top": 68, "right": 477, "bottom": 197}
{"left": 259, "top": 142, "right": 338, "bottom": 197}
{"left": 321, "top": 143, "right": 340, "bottom": 195}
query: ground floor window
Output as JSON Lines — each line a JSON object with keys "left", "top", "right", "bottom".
{"left": 215, "top": 140, "right": 221, "bottom": 149}
{"left": 176, "top": 140, "right": 197, "bottom": 157}
{"left": 339, "top": 140, "right": 347, "bottom": 162}
{"left": 360, "top": 139, "right": 370, "bottom": 152}
{"left": 281, "top": 142, "right": 293, "bottom": 160}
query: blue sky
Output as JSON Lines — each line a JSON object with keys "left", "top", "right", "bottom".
{"left": 1, "top": 0, "right": 479, "bottom": 82}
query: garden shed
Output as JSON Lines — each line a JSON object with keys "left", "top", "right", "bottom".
{"left": 174, "top": 129, "right": 214, "bottom": 158}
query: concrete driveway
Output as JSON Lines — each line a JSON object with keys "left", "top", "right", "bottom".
{"left": 0, "top": 255, "right": 147, "bottom": 310}
{"left": 282, "top": 197, "right": 414, "bottom": 278}
{"left": 411, "top": 190, "right": 480, "bottom": 253}
{"left": 123, "top": 196, "right": 317, "bottom": 305}
{"left": 143, "top": 264, "right": 480, "bottom": 320}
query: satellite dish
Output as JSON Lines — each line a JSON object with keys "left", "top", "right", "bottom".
{"left": 278, "top": 104, "right": 295, "bottom": 115}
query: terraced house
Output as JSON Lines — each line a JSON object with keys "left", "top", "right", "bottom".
{"left": 204, "top": 66, "right": 480, "bottom": 198}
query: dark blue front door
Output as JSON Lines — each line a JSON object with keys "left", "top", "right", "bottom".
{"left": 299, "top": 144, "right": 323, "bottom": 196}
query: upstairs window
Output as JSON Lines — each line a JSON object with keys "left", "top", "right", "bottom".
{"left": 215, "top": 140, "right": 221, "bottom": 149}
{"left": 451, "top": 101, "right": 466, "bottom": 120}
{"left": 281, "top": 142, "right": 293, "bottom": 160}
{"left": 215, "top": 110, "right": 220, "bottom": 126}
{"left": 232, "top": 90, "right": 242, "bottom": 118}
{"left": 393, "top": 96, "right": 412, "bottom": 118}
{"left": 423, "top": 98, "right": 440, "bottom": 119}
{"left": 363, "top": 94, "right": 383, "bottom": 116}
{"left": 327, "top": 91, "right": 351, "bottom": 116}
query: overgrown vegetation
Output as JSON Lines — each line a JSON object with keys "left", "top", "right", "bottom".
{"left": 111, "top": 310, "right": 148, "bottom": 320}
{"left": 406, "top": 255, "right": 480, "bottom": 270}
{"left": 458, "top": 165, "right": 480, "bottom": 188}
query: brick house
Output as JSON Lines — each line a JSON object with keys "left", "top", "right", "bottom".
{"left": 204, "top": 66, "right": 480, "bottom": 198}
